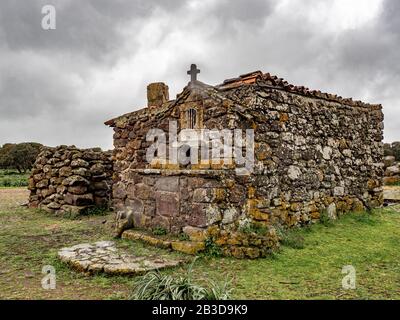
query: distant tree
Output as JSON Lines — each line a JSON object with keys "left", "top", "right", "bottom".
{"left": 384, "top": 143, "right": 393, "bottom": 157}
{"left": 0, "top": 142, "right": 43, "bottom": 173}
{"left": 392, "top": 142, "right": 400, "bottom": 161}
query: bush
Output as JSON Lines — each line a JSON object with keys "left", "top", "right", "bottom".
{"left": 130, "top": 259, "right": 232, "bottom": 300}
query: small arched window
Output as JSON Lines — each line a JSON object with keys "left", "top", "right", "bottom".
{"left": 187, "top": 108, "right": 197, "bottom": 129}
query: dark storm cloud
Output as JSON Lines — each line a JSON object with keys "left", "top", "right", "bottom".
{"left": 0, "top": 0, "right": 399, "bottom": 148}
{"left": 0, "top": 0, "right": 183, "bottom": 62}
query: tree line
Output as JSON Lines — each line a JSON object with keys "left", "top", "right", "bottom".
{"left": 0, "top": 143, "right": 43, "bottom": 173}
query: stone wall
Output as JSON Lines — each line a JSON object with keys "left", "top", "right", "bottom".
{"left": 107, "top": 78, "right": 384, "bottom": 258}
{"left": 224, "top": 85, "right": 384, "bottom": 223}
{"left": 28, "top": 145, "right": 113, "bottom": 215}
{"left": 383, "top": 156, "right": 400, "bottom": 185}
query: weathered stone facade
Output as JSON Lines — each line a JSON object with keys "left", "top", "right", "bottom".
{"left": 28, "top": 145, "right": 113, "bottom": 215}
{"left": 106, "top": 71, "right": 384, "bottom": 258}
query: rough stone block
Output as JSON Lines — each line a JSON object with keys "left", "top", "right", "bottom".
{"left": 155, "top": 191, "right": 179, "bottom": 217}
{"left": 155, "top": 177, "right": 179, "bottom": 192}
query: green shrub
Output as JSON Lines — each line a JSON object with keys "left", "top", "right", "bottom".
{"left": 203, "top": 237, "right": 223, "bottom": 257}
{"left": 152, "top": 227, "right": 168, "bottom": 236}
{"left": 130, "top": 260, "right": 232, "bottom": 300}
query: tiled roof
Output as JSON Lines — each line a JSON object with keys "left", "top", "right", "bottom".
{"left": 217, "top": 71, "right": 381, "bottom": 109}
{"left": 105, "top": 70, "right": 382, "bottom": 126}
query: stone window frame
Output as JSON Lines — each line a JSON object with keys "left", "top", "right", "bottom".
{"left": 179, "top": 101, "right": 203, "bottom": 130}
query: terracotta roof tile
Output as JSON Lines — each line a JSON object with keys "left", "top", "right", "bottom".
{"left": 217, "top": 71, "right": 381, "bottom": 109}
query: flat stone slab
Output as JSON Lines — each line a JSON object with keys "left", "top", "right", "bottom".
{"left": 58, "top": 241, "right": 184, "bottom": 275}
{"left": 384, "top": 186, "right": 400, "bottom": 202}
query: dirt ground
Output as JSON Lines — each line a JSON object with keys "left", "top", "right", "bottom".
{"left": 0, "top": 188, "right": 30, "bottom": 210}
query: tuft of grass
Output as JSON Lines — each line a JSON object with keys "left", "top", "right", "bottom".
{"left": 350, "top": 211, "right": 378, "bottom": 226}
{"left": 178, "top": 232, "right": 190, "bottom": 241}
{"left": 130, "top": 259, "right": 232, "bottom": 300}
{"left": 239, "top": 221, "right": 268, "bottom": 236}
{"left": 82, "top": 205, "right": 110, "bottom": 217}
{"left": 152, "top": 227, "right": 168, "bottom": 236}
{"left": 277, "top": 227, "right": 306, "bottom": 250}
{"left": 319, "top": 210, "right": 334, "bottom": 227}
{"left": 203, "top": 237, "right": 223, "bottom": 258}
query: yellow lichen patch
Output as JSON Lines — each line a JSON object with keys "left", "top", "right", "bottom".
{"left": 247, "top": 186, "right": 256, "bottom": 199}
{"left": 367, "top": 179, "right": 379, "bottom": 190}
{"left": 247, "top": 198, "right": 270, "bottom": 221}
{"left": 206, "top": 226, "right": 219, "bottom": 240}
{"left": 160, "top": 163, "right": 180, "bottom": 170}
{"left": 196, "top": 160, "right": 211, "bottom": 170}
{"left": 352, "top": 199, "right": 364, "bottom": 212}
{"left": 171, "top": 241, "right": 205, "bottom": 255}
{"left": 225, "top": 179, "right": 235, "bottom": 189}
{"left": 279, "top": 112, "right": 289, "bottom": 123}
{"left": 311, "top": 211, "right": 321, "bottom": 219}
{"left": 290, "top": 202, "right": 302, "bottom": 212}
{"left": 214, "top": 188, "right": 226, "bottom": 202}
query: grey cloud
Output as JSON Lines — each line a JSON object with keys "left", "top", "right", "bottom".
{"left": 0, "top": 0, "right": 183, "bottom": 62}
{"left": 0, "top": 0, "right": 399, "bottom": 149}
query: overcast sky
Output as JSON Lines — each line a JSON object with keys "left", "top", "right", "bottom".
{"left": 0, "top": 0, "right": 398, "bottom": 150}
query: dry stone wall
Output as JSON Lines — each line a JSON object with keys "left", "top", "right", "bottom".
{"left": 28, "top": 145, "right": 113, "bottom": 215}
{"left": 383, "top": 156, "right": 400, "bottom": 185}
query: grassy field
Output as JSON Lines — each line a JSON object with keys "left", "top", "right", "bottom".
{"left": 0, "top": 169, "right": 29, "bottom": 188}
{"left": 0, "top": 188, "right": 399, "bottom": 300}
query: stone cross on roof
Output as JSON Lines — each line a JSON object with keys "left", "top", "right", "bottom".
{"left": 187, "top": 64, "right": 200, "bottom": 83}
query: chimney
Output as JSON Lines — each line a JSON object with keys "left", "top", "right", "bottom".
{"left": 147, "top": 82, "right": 169, "bottom": 109}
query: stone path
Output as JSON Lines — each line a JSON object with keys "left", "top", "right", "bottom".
{"left": 58, "top": 241, "right": 184, "bottom": 275}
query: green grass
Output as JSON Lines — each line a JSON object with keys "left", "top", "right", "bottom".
{"left": 0, "top": 169, "right": 30, "bottom": 188}
{"left": 173, "top": 209, "right": 400, "bottom": 300}
{"left": 387, "top": 181, "right": 400, "bottom": 187}
{"left": 1, "top": 188, "right": 400, "bottom": 300}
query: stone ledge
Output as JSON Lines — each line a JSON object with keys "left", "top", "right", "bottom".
{"left": 58, "top": 241, "right": 184, "bottom": 275}
{"left": 122, "top": 230, "right": 172, "bottom": 249}
{"left": 128, "top": 168, "right": 234, "bottom": 176}
{"left": 384, "top": 186, "right": 400, "bottom": 202}
{"left": 122, "top": 230, "right": 205, "bottom": 255}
